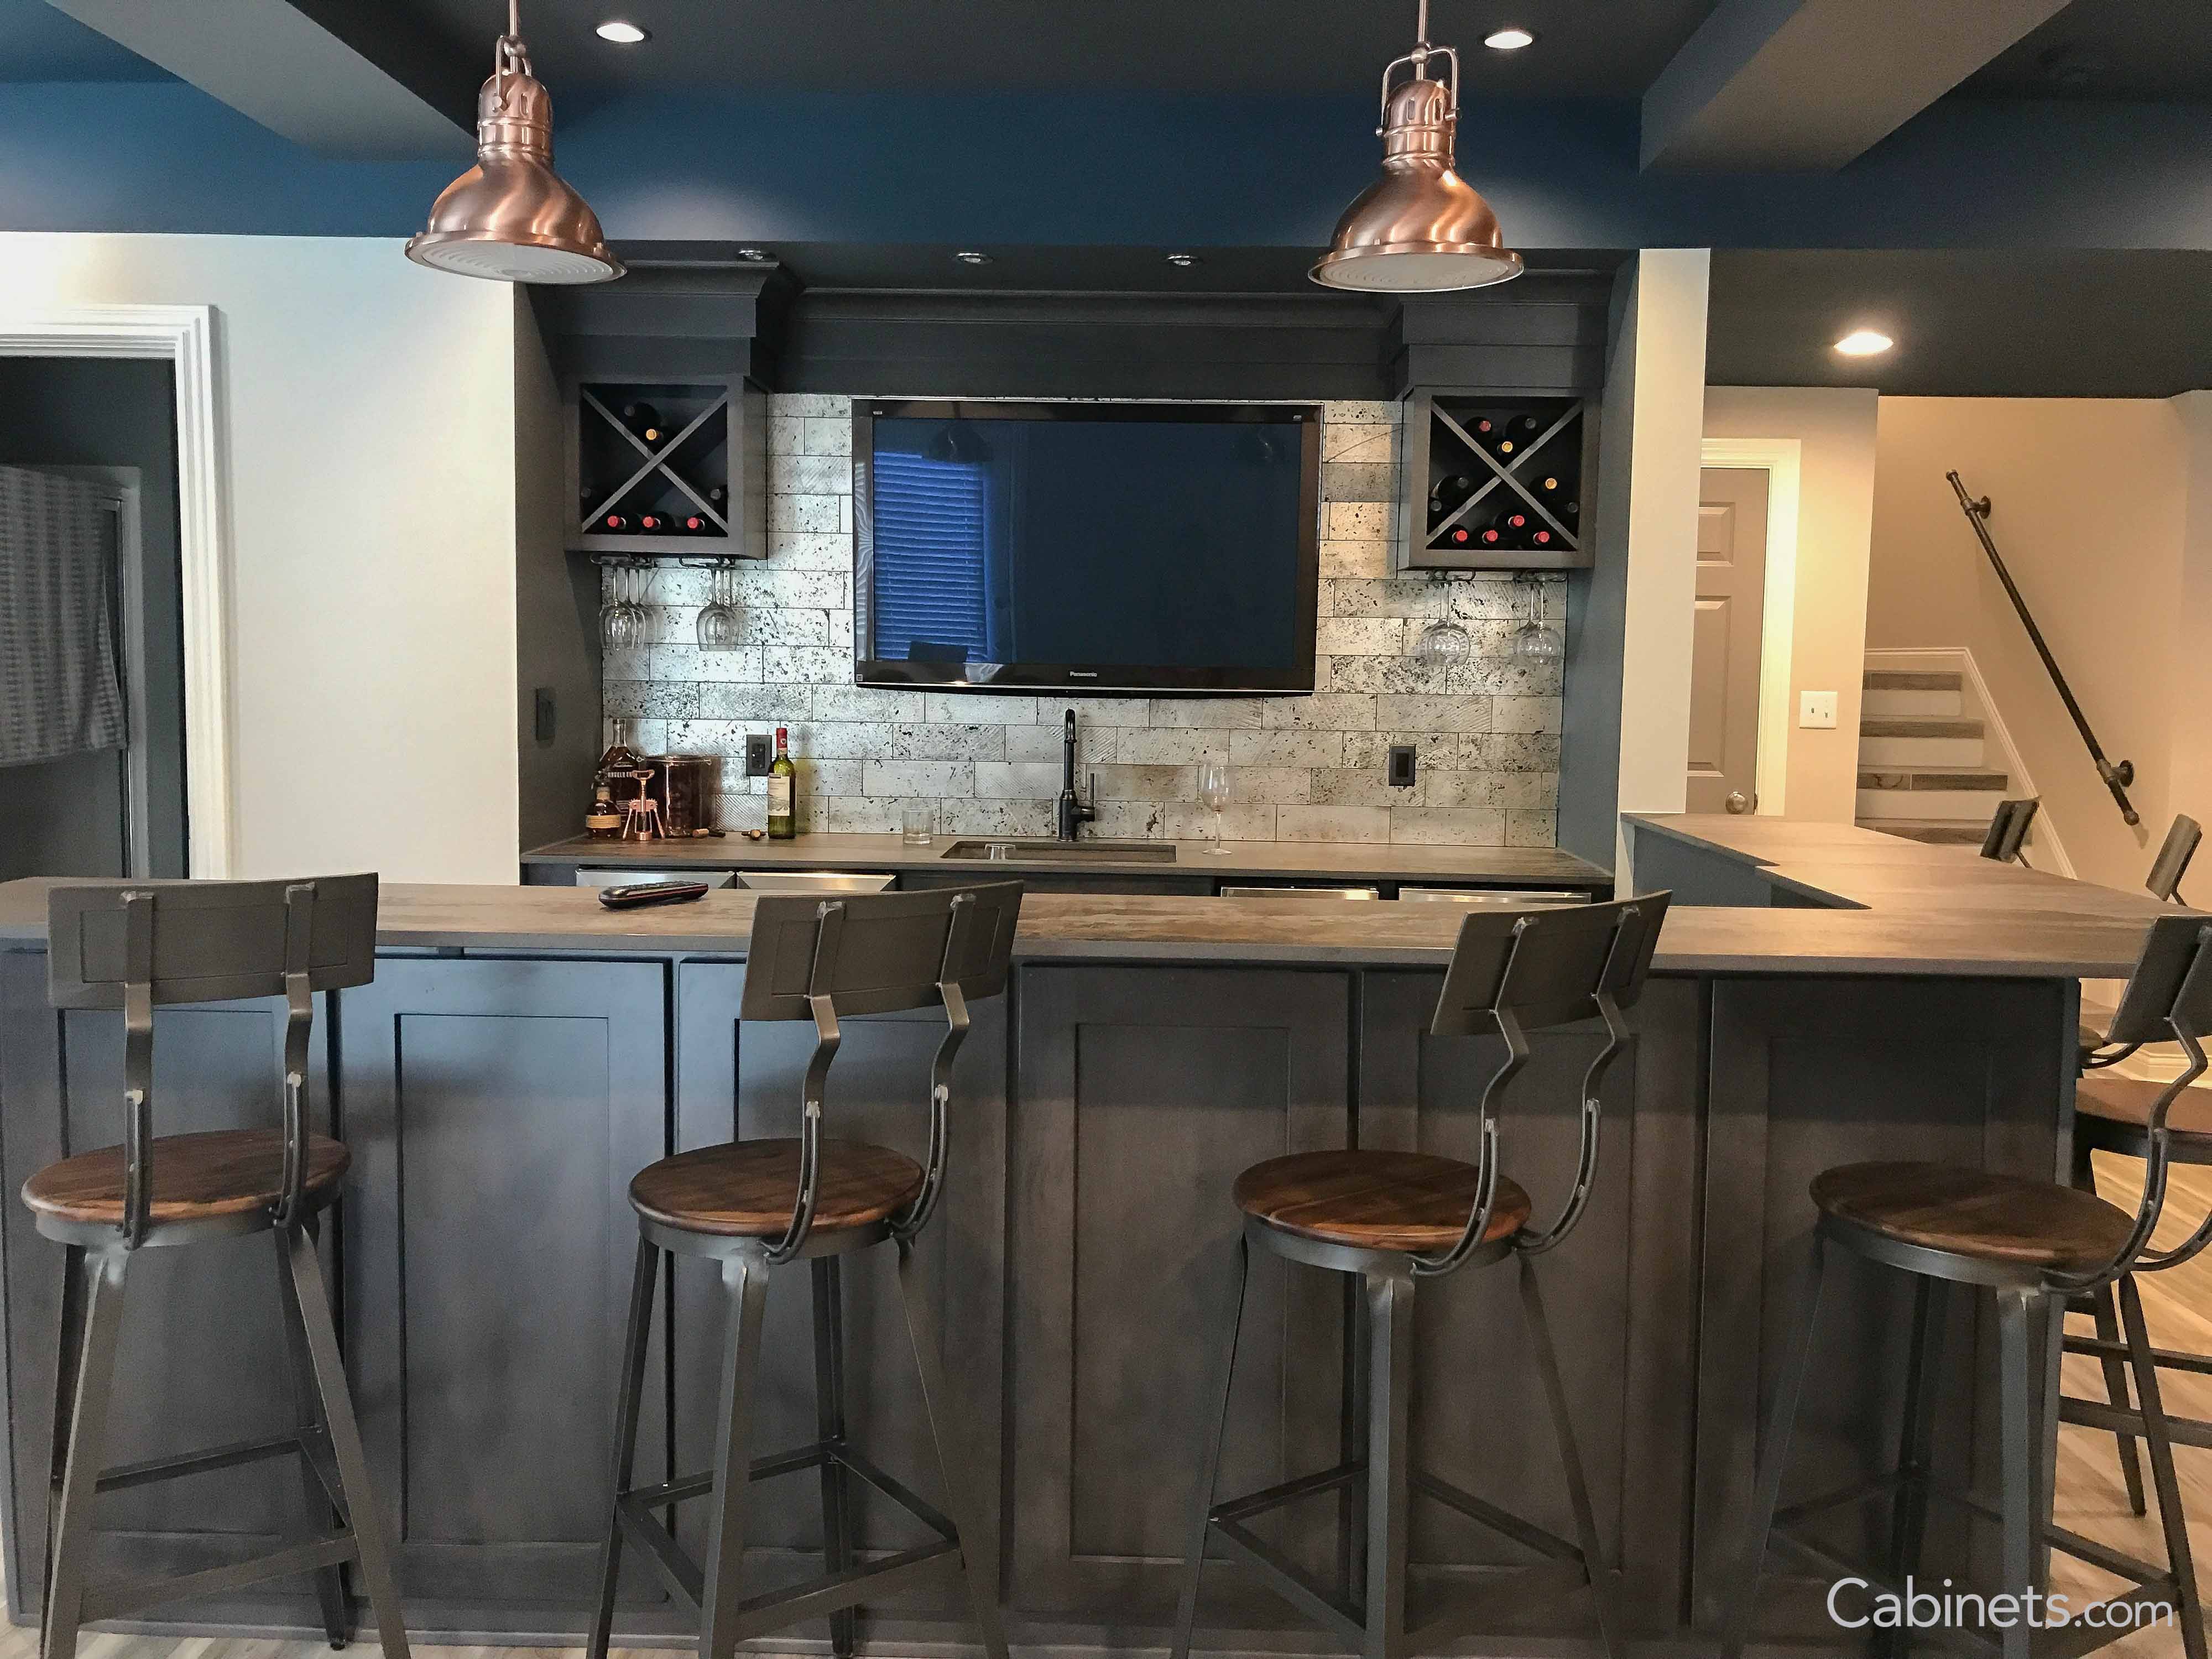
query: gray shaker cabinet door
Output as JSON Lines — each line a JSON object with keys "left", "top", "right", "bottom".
{"left": 1008, "top": 965, "right": 1353, "bottom": 1618}
{"left": 337, "top": 956, "right": 670, "bottom": 1610}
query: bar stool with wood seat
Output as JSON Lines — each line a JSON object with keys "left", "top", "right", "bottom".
{"left": 1721, "top": 910, "right": 2212, "bottom": 1659}
{"left": 2063, "top": 1067, "right": 2212, "bottom": 1521}
{"left": 2063, "top": 812, "right": 2203, "bottom": 1514}
{"left": 28, "top": 877, "right": 408, "bottom": 1659}
{"left": 1170, "top": 893, "right": 1671, "bottom": 1659}
{"left": 586, "top": 883, "right": 1022, "bottom": 1659}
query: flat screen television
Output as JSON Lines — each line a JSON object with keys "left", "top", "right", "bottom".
{"left": 853, "top": 400, "right": 1319, "bottom": 693}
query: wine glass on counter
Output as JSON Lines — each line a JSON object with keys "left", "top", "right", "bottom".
{"left": 1198, "top": 761, "right": 1232, "bottom": 853}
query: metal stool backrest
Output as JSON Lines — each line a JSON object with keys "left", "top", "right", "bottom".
{"left": 1980, "top": 797, "right": 2038, "bottom": 863}
{"left": 737, "top": 883, "right": 1023, "bottom": 1259}
{"left": 2061, "top": 911, "right": 2212, "bottom": 1290}
{"left": 1412, "top": 891, "right": 1672, "bottom": 1272}
{"left": 2147, "top": 814, "right": 2201, "bottom": 904}
{"left": 44, "top": 875, "right": 378, "bottom": 1248}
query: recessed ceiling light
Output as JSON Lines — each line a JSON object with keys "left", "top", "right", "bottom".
{"left": 955, "top": 251, "right": 992, "bottom": 265}
{"left": 1834, "top": 330, "right": 1894, "bottom": 357}
{"left": 1166, "top": 253, "right": 1200, "bottom": 268}
{"left": 736, "top": 247, "right": 770, "bottom": 262}
{"left": 1484, "top": 27, "right": 1536, "bottom": 50}
{"left": 595, "top": 20, "right": 648, "bottom": 44}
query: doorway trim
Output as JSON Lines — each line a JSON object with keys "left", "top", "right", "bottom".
{"left": 0, "top": 306, "right": 229, "bottom": 875}
{"left": 1699, "top": 437, "right": 1800, "bottom": 818}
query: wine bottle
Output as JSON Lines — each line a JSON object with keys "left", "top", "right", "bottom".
{"left": 706, "top": 484, "right": 728, "bottom": 508}
{"left": 1537, "top": 474, "right": 1564, "bottom": 494}
{"left": 1477, "top": 524, "right": 1503, "bottom": 547}
{"left": 677, "top": 508, "right": 711, "bottom": 535}
{"left": 1513, "top": 413, "right": 1544, "bottom": 438}
{"left": 620, "top": 401, "right": 666, "bottom": 445}
{"left": 767, "top": 727, "right": 797, "bottom": 840}
{"left": 1528, "top": 527, "right": 1555, "bottom": 549}
{"left": 1441, "top": 524, "right": 1472, "bottom": 547}
{"left": 599, "top": 512, "right": 632, "bottom": 534}
{"left": 1494, "top": 510, "right": 1531, "bottom": 542}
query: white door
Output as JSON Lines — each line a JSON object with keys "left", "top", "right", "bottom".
{"left": 1687, "top": 468, "right": 1768, "bottom": 815}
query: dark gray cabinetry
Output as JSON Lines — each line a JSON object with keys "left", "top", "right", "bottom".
{"left": 0, "top": 951, "right": 337, "bottom": 1623}
{"left": 1692, "top": 975, "right": 2072, "bottom": 1642}
{"left": 667, "top": 962, "right": 1007, "bottom": 1623}
{"left": 336, "top": 957, "right": 671, "bottom": 1613}
{"left": 1008, "top": 966, "right": 1353, "bottom": 1616}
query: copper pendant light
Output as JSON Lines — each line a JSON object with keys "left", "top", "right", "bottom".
{"left": 1312, "top": 0, "right": 1522, "bottom": 294}
{"left": 406, "top": 1, "right": 623, "bottom": 284}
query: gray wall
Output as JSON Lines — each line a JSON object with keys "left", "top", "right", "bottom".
{"left": 1555, "top": 260, "right": 1640, "bottom": 874}
{"left": 0, "top": 357, "right": 184, "bottom": 880}
{"left": 514, "top": 295, "right": 603, "bottom": 855}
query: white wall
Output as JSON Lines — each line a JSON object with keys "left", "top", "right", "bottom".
{"left": 1614, "top": 249, "right": 1711, "bottom": 881}
{"left": 1703, "top": 386, "right": 1879, "bottom": 823}
{"left": 1866, "top": 398, "right": 2183, "bottom": 890}
{"left": 0, "top": 234, "right": 520, "bottom": 883}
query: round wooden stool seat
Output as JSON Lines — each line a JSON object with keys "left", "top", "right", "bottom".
{"left": 1812, "top": 1160, "right": 2133, "bottom": 1271}
{"left": 629, "top": 1138, "right": 925, "bottom": 1238}
{"left": 21, "top": 1129, "right": 349, "bottom": 1228}
{"left": 1233, "top": 1150, "right": 1532, "bottom": 1255}
{"left": 2077, "top": 1076, "right": 2212, "bottom": 1155}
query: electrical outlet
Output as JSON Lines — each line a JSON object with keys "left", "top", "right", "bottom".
{"left": 745, "top": 733, "right": 773, "bottom": 776}
{"left": 1387, "top": 744, "right": 1417, "bottom": 788}
{"left": 532, "top": 687, "right": 556, "bottom": 744}
{"left": 1798, "top": 690, "right": 1838, "bottom": 729}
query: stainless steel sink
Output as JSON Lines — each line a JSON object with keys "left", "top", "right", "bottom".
{"left": 939, "top": 839, "right": 1179, "bottom": 864}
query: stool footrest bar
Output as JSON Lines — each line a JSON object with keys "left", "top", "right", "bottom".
{"left": 614, "top": 1494, "right": 705, "bottom": 1607}
{"left": 2043, "top": 1522, "right": 2176, "bottom": 1593}
{"left": 93, "top": 1431, "right": 307, "bottom": 1493}
{"left": 718, "top": 1542, "right": 961, "bottom": 1644}
{"left": 1212, "top": 1460, "right": 1363, "bottom": 1525}
{"left": 1209, "top": 1516, "right": 1366, "bottom": 1648}
{"left": 1411, "top": 1470, "right": 1584, "bottom": 1566}
{"left": 834, "top": 1446, "right": 959, "bottom": 1541}
{"left": 2063, "top": 1394, "right": 2212, "bottom": 1452}
{"left": 628, "top": 1441, "right": 833, "bottom": 1509}
{"left": 1772, "top": 1470, "right": 1906, "bottom": 1526}
{"left": 77, "top": 1536, "right": 359, "bottom": 1623}
{"left": 2063, "top": 1333, "right": 2212, "bottom": 1378}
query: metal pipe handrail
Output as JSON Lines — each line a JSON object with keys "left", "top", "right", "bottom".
{"left": 1947, "top": 471, "right": 2139, "bottom": 827}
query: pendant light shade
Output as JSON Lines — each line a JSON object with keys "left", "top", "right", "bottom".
{"left": 406, "top": 3, "right": 622, "bottom": 285}
{"left": 1312, "top": 1, "right": 1522, "bottom": 294}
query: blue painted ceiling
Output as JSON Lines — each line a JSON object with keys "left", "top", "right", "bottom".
{"left": 0, "top": 0, "right": 163, "bottom": 80}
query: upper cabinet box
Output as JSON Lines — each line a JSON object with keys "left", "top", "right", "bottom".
{"left": 567, "top": 374, "right": 768, "bottom": 559}
{"left": 1396, "top": 390, "right": 1597, "bottom": 573}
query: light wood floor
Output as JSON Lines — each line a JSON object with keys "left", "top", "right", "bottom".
{"left": 4, "top": 1160, "right": 2206, "bottom": 1659}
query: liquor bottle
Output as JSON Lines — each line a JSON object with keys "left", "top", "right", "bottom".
{"left": 767, "top": 727, "right": 797, "bottom": 840}
{"left": 595, "top": 719, "right": 644, "bottom": 787}
{"left": 584, "top": 784, "right": 622, "bottom": 840}
{"left": 620, "top": 401, "right": 666, "bottom": 445}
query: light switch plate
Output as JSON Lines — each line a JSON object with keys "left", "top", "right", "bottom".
{"left": 1799, "top": 690, "right": 1838, "bottom": 729}
{"left": 1387, "top": 744, "right": 1417, "bottom": 788}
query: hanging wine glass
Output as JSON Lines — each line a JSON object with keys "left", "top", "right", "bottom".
{"left": 696, "top": 563, "right": 744, "bottom": 651}
{"left": 1512, "top": 572, "right": 1564, "bottom": 666}
{"left": 1412, "top": 578, "right": 1473, "bottom": 668}
{"left": 599, "top": 562, "right": 639, "bottom": 651}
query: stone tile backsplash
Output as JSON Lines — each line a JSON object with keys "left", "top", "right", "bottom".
{"left": 601, "top": 396, "right": 1565, "bottom": 847}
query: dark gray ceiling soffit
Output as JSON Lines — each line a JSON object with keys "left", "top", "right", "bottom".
{"left": 47, "top": 0, "right": 474, "bottom": 158}
{"left": 1641, "top": 0, "right": 2072, "bottom": 171}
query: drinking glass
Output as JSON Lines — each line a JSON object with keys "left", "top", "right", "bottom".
{"left": 901, "top": 800, "right": 935, "bottom": 847}
{"left": 1198, "top": 761, "right": 1232, "bottom": 853}
{"left": 697, "top": 564, "right": 743, "bottom": 651}
{"left": 1512, "top": 572, "right": 1564, "bottom": 666}
{"left": 601, "top": 564, "right": 649, "bottom": 653}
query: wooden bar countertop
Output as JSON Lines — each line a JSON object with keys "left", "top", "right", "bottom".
{"left": 0, "top": 818, "right": 2188, "bottom": 977}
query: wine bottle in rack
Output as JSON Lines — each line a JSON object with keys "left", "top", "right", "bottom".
{"left": 1494, "top": 509, "right": 1531, "bottom": 544}
{"left": 1528, "top": 526, "right": 1555, "bottom": 550}
{"left": 1439, "top": 524, "right": 1473, "bottom": 548}
{"left": 620, "top": 401, "right": 666, "bottom": 445}
{"left": 706, "top": 484, "right": 727, "bottom": 509}
{"left": 598, "top": 511, "right": 632, "bottom": 535}
{"left": 636, "top": 509, "right": 671, "bottom": 534}
{"left": 677, "top": 507, "right": 711, "bottom": 535}
{"left": 1512, "top": 413, "right": 1545, "bottom": 441}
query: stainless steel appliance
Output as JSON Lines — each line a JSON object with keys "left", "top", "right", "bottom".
{"left": 733, "top": 870, "right": 896, "bottom": 895}
{"left": 1397, "top": 887, "right": 1592, "bottom": 906}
